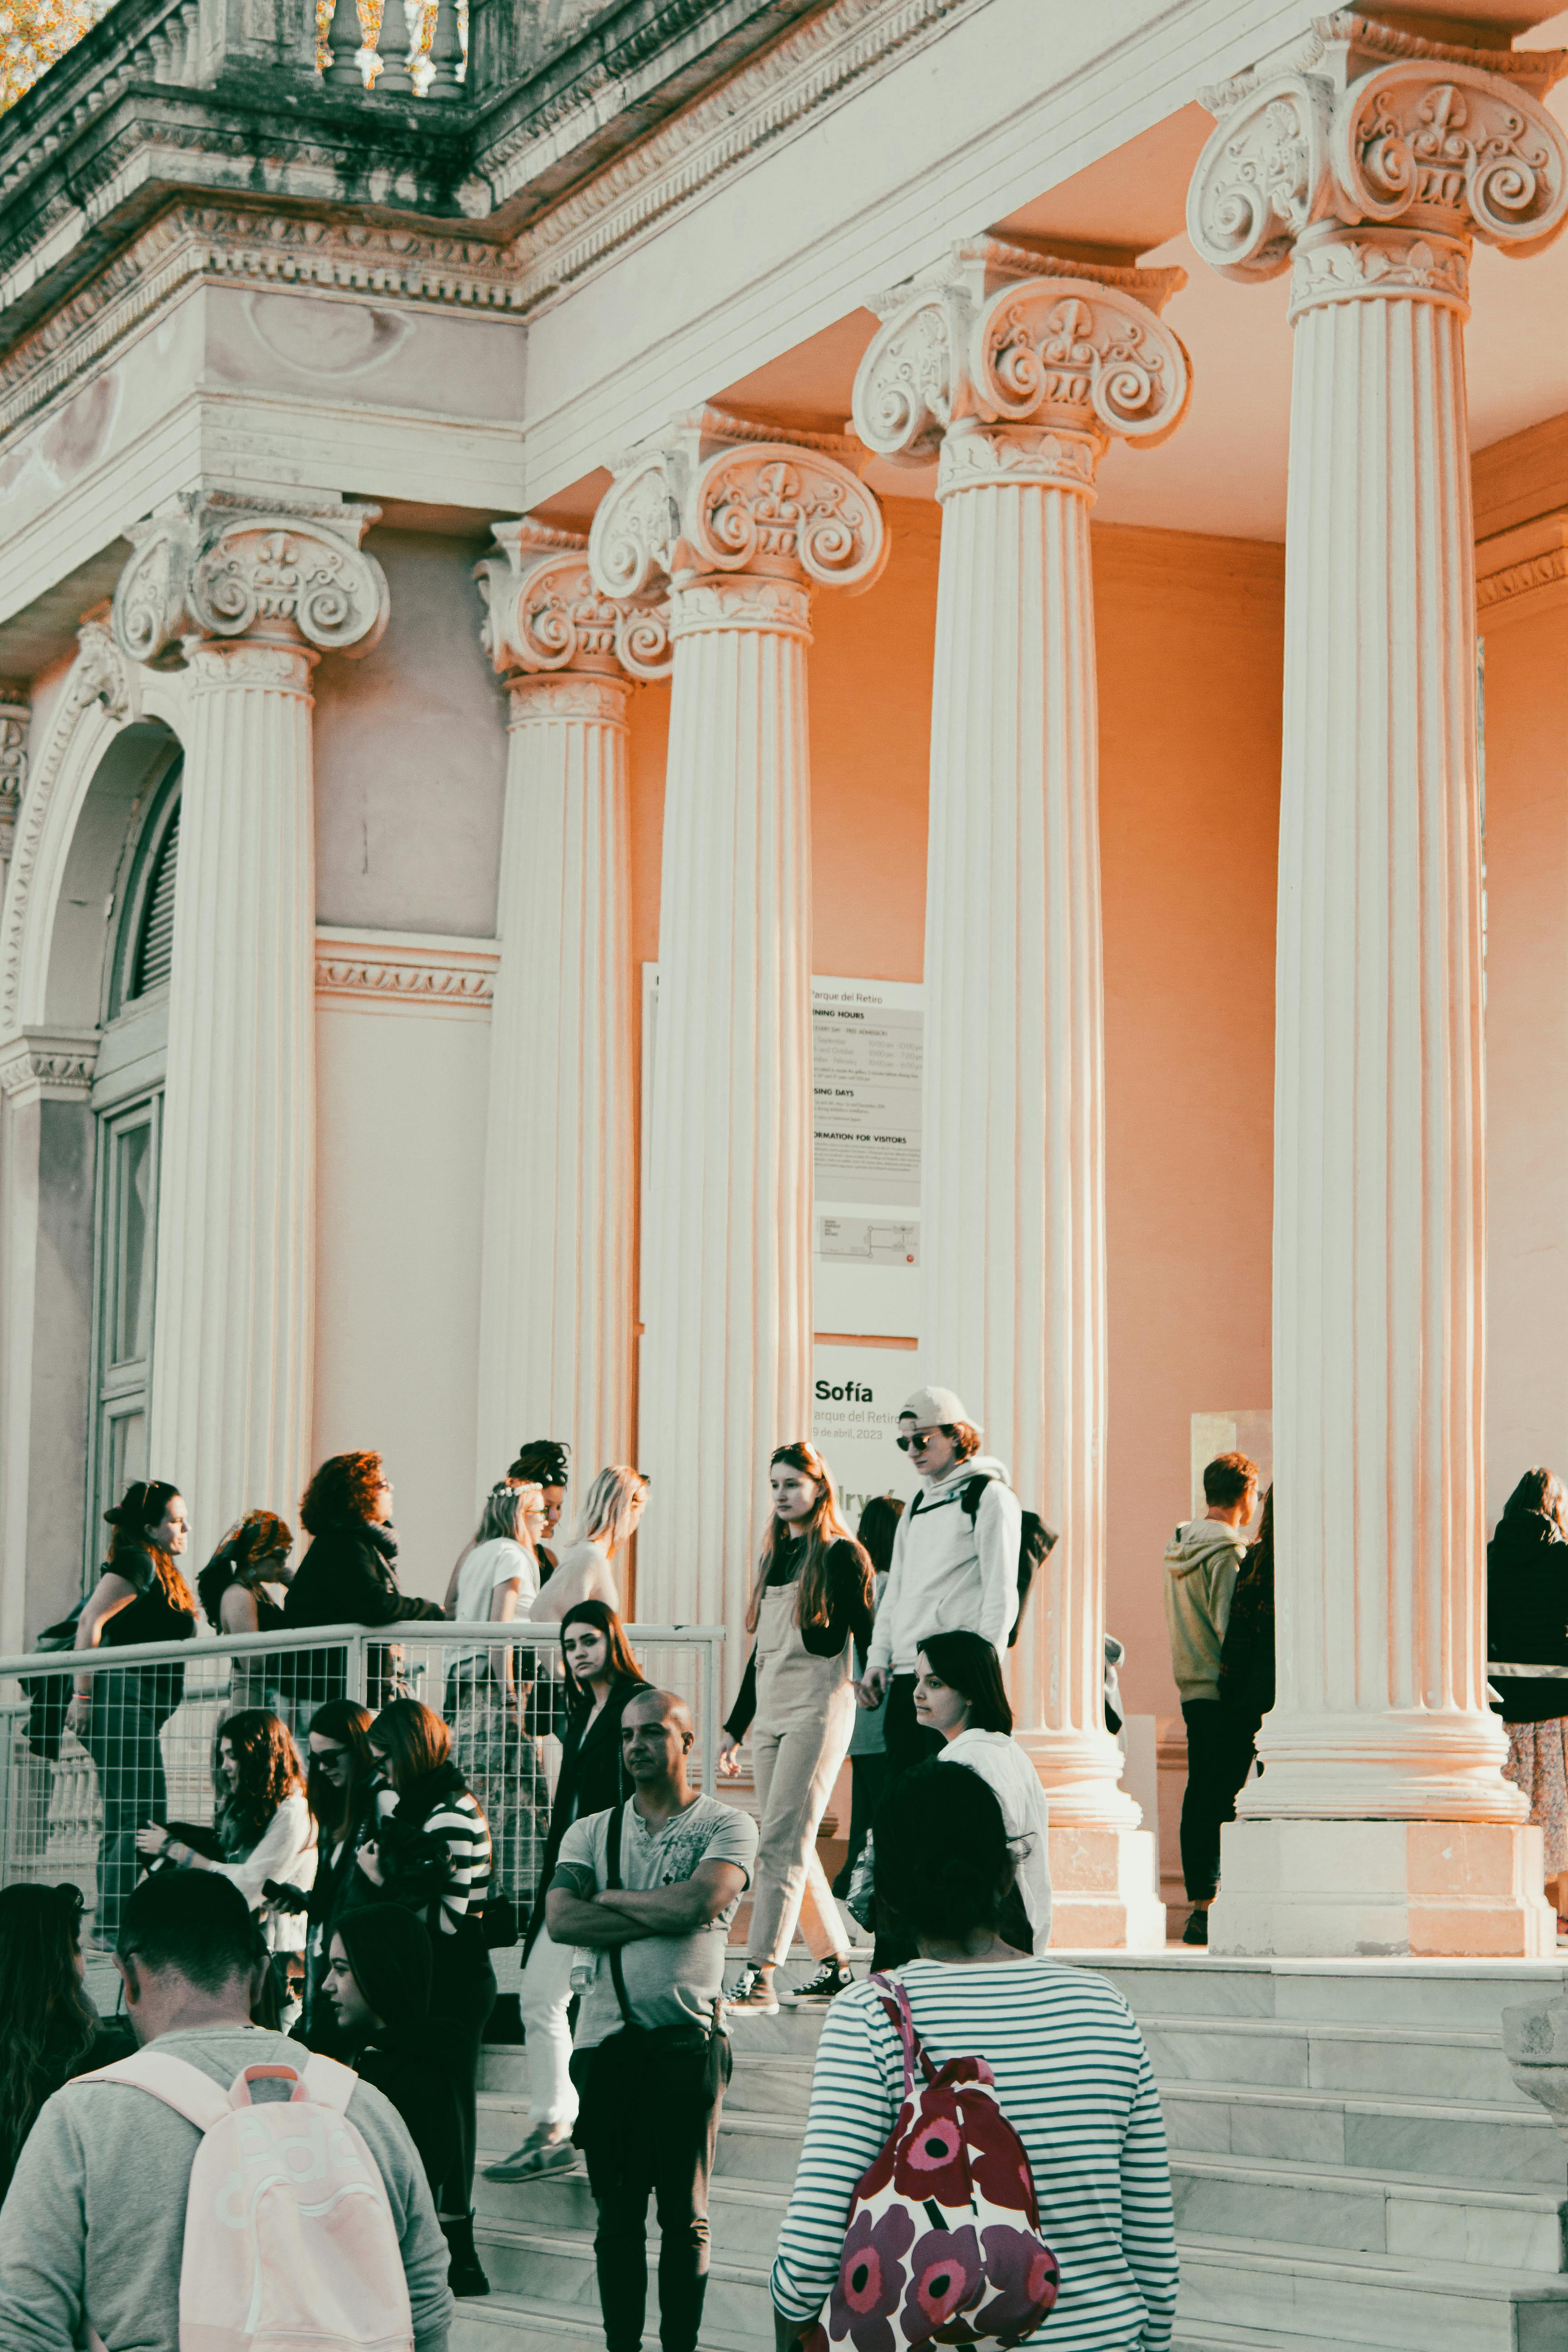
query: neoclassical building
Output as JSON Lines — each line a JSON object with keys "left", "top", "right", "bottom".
{"left": 3, "top": 0, "right": 1568, "bottom": 1986}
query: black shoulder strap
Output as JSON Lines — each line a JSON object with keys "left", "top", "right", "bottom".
{"left": 604, "top": 1803, "right": 637, "bottom": 2031}
{"left": 960, "top": 1473, "right": 992, "bottom": 1524}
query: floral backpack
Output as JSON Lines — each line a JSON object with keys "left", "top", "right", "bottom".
{"left": 806, "top": 1973, "right": 1060, "bottom": 2352}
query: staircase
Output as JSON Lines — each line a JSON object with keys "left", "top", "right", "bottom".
{"left": 454, "top": 1947, "right": 1568, "bottom": 2352}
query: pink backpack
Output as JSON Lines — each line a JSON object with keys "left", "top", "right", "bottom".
{"left": 806, "top": 1975, "right": 1060, "bottom": 2352}
{"left": 80, "top": 2048, "right": 414, "bottom": 2352}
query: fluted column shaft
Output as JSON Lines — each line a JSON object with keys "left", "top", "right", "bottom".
{"left": 148, "top": 639, "right": 317, "bottom": 1530}
{"left": 476, "top": 671, "right": 635, "bottom": 1483}
{"left": 926, "top": 424, "right": 1130, "bottom": 1825}
{"left": 639, "top": 574, "right": 814, "bottom": 1659}
{"left": 1256, "top": 226, "right": 1511, "bottom": 1819}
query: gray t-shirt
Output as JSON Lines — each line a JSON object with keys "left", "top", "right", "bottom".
{"left": 554, "top": 1793, "right": 758, "bottom": 2049}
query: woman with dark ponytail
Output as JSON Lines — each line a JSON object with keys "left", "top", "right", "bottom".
{"left": 65, "top": 1480, "right": 196, "bottom": 1944}
{"left": 771, "top": 1765, "right": 1177, "bottom": 2352}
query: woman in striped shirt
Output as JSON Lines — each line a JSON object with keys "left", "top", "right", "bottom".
{"left": 362, "top": 1697, "right": 495, "bottom": 2298}
{"left": 771, "top": 1763, "right": 1177, "bottom": 2352}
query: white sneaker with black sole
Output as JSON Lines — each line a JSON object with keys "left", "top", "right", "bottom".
{"left": 782, "top": 1958, "right": 855, "bottom": 2007}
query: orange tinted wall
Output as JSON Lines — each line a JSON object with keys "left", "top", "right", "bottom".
{"left": 626, "top": 508, "right": 1284, "bottom": 1720}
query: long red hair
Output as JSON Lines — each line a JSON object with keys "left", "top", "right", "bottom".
{"left": 105, "top": 1480, "right": 195, "bottom": 1616}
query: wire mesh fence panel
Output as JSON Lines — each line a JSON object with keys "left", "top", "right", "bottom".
{"left": 0, "top": 1622, "right": 724, "bottom": 1954}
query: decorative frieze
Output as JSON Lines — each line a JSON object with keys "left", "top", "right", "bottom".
{"left": 0, "top": 685, "right": 27, "bottom": 860}
{"left": 0, "top": 1027, "right": 98, "bottom": 1106}
{"left": 315, "top": 928, "right": 498, "bottom": 1017}
{"left": 1475, "top": 514, "right": 1568, "bottom": 625}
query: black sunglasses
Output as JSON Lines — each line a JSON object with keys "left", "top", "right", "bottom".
{"left": 896, "top": 1429, "right": 940, "bottom": 1454}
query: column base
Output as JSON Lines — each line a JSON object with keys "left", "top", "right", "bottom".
{"left": 1046, "top": 1827, "right": 1166, "bottom": 1951}
{"left": 1210, "top": 1819, "right": 1555, "bottom": 1958}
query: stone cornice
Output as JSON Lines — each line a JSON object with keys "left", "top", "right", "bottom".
{"left": 314, "top": 926, "right": 498, "bottom": 1016}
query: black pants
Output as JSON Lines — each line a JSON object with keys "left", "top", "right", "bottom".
{"left": 1180, "top": 1699, "right": 1259, "bottom": 1903}
{"left": 429, "top": 1914, "right": 497, "bottom": 2212}
{"left": 833, "top": 1753, "right": 891, "bottom": 1896}
{"left": 868, "top": 1678, "right": 945, "bottom": 1969}
{"left": 570, "top": 2035, "right": 729, "bottom": 2352}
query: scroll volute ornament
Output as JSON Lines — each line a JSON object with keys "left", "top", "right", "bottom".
{"left": 113, "top": 494, "right": 389, "bottom": 666}
{"left": 853, "top": 244, "right": 1191, "bottom": 461}
{"left": 476, "top": 520, "right": 671, "bottom": 685}
{"left": 1188, "top": 39, "right": 1568, "bottom": 280}
{"left": 588, "top": 412, "right": 888, "bottom": 603}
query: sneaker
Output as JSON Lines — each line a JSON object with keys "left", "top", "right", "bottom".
{"left": 726, "top": 1961, "right": 779, "bottom": 2015}
{"left": 783, "top": 1958, "right": 856, "bottom": 2007}
{"left": 483, "top": 2127, "right": 576, "bottom": 2183}
{"left": 1181, "top": 1906, "right": 1210, "bottom": 1947}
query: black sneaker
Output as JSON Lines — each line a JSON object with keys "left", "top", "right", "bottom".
{"left": 1181, "top": 1906, "right": 1210, "bottom": 1947}
{"left": 783, "top": 1958, "right": 856, "bottom": 2007}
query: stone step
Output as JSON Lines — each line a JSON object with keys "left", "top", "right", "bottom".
{"left": 476, "top": 2160, "right": 789, "bottom": 2259}
{"left": 1162, "top": 2078, "right": 1567, "bottom": 2186}
{"left": 1142, "top": 2014, "right": 1530, "bottom": 2108}
{"left": 1171, "top": 2149, "right": 1567, "bottom": 2273}
{"left": 1170, "top": 2323, "right": 1441, "bottom": 2352}
{"left": 473, "top": 2218, "right": 774, "bottom": 2343}
{"left": 1177, "top": 2233, "right": 1568, "bottom": 2352}
{"left": 1065, "top": 1953, "right": 1568, "bottom": 2032}
{"left": 451, "top": 2292, "right": 765, "bottom": 2352}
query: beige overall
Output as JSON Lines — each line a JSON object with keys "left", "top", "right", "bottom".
{"left": 746, "top": 1576, "right": 858, "bottom": 1966}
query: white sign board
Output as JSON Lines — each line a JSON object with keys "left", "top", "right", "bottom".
{"left": 811, "top": 977, "right": 923, "bottom": 1339}
{"left": 812, "top": 1343, "right": 922, "bottom": 1530}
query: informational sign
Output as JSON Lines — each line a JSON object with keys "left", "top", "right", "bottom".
{"left": 811, "top": 1343, "right": 922, "bottom": 1529}
{"left": 812, "top": 977, "right": 923, "bottom": 1338}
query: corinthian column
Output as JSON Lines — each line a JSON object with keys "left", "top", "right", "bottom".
{"left": 112, "top": 494, "right": 388, "bottom": 1549}
{"left": 1188, "top": 18, "right": 1568, "bottom": 1955}
{"left": 471, "top": 521, "right": 670, "bottom": 1494}
{"left": 589, "top": 411, "right": 886, "bottom": 1673}
{"left": 854, "top": 244, "right": 1188, "bottom": 1949}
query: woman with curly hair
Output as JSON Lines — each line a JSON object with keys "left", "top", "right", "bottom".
{"left": 65, "top": 1480, "right": 196, "bottom": 1945}
{"left": 137, "top": 1710, "right": 316, "bottom": 1951}
{"left": 0, "top": 1884, "right": 131, "bottom": 2204}
{"left": 284, "top": 1451, "right": 445, "bottom": 1702}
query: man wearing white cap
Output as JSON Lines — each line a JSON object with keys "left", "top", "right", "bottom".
{"left": 858, "top": 1387, "right": 1023, "bottom": 1788}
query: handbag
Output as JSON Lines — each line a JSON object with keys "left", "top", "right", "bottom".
{"left": 22, "top": 1602, "right": 85, "bottom": 1759}
{"left": 802, "top": 1972, "right": 1059, "bottom": 2352}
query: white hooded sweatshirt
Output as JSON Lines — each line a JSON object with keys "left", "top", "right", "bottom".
{"left": 867, "top": 1455, "right": 1022, "bottom": 1676}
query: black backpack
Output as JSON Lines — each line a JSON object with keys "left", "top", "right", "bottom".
{"left": 956, "top": 1475, "right": 1058, "bottom": 1647}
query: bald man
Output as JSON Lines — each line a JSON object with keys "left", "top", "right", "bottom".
{"left": 547, "top": 1688, "right": 758, "bottom": 2352}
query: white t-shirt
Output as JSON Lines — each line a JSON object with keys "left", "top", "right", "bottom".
{"left": 941, "top": 1726, "right": 1053, "bottom": 1951}
{"left": 452, "top": 1536, "right": 537, "bottom": 1661}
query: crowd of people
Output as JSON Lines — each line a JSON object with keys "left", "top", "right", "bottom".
{"left": 8, "top": 1380, "right": 1568, "bottom": 2352}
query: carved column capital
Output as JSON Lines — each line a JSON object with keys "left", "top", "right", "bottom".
{"left": 476, "top": 519, "right": 672, "bottom": 687}
{"left": 1187, "top": 15, "right": 1568, "bottom": 296}
{"left": 111, "top": 493, "right": 391, "bottom": 669}
{"left": 587, "top": 407, "right": 887, "bottom": 611}
{"left": 852, "top": 239, "right": 1191, "bottom": 493}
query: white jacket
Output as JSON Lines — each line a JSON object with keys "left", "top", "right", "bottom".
{"left": 941, "top": 1727, "right": 1052, "bottom": 1950}
{"left": 867, "top": 1455, "right": 1022, "bottom": 1675}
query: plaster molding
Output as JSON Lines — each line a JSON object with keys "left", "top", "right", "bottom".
{"left": 506, "top": 673, "right": 633, "bottom": 723}
{"left": 0, "top": 1025, "right": 99, "bottom": 1105}
{"left": 0, "top": 206, "right": 530, "bottom": 445}
{"left": 1189, "top": 19, "right": 1568, "bottom": 284}
{"left": 588, "top": 410, "right": 886, "bottom": 608}
{"left": 0, "top": 685, "right": 28, "bottom": 859}
{"left": 496, "top": 0, "right": 987, "bottom": 304}
{"left": 475, "top": 517, "right": 671, "bottom": 686}
{"left": 1288, "top": 226, "right": 1469, "bottom": 320}
{"left": 1476, "top": 512, "right": 1568, "bottom": 625}
{"left": 853, "top": 242, "right": 1191, "bottom": 476}
{"left": 0, "top": 616, "right": 139, "bottom": 1033}
{"left": 314, "top": 926, "right": 499, "bottom": 1018}
{"left": 112, "top": 491, "right": 390, "bottom": 668}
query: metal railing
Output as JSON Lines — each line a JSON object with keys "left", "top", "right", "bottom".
{"left": 0, "top": 1620, "right": 725, "bottom": 1947}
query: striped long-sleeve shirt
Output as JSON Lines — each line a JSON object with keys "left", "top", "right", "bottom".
{"left": 770, "top": 1959, "right": 1177, "bottom": 2352}
{"left": 377, "top": 1772, "right": 492, "bottom": 1934}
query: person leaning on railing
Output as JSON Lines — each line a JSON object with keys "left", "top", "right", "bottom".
{"left": 64, "top": 1480, "right": 197, "bottom": 1948}
{"left": 196, "top": 1510, "right": 297, "bottom": 1721}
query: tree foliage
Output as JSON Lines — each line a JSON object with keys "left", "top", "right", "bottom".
{"left": 1, "top": 0, "right": 105, "bottom": 112}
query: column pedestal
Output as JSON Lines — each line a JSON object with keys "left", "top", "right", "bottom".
{"left": 1215, "top": 1821, "right": 1553, "bottom": 1960}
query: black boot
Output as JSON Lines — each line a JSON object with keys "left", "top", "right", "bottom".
{"left": 442, "top": 2214, "right": 490, "bottom": 2297}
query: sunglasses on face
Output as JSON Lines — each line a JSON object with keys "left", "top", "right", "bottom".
{"left": 896, "top": 1429, "right": 940, "bottom": 1454}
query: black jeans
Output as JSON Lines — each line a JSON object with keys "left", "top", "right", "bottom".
{"left": 1179, "top": 1699, "right": 1259, "bottom": 1903}
{"left": 833, "top": 1753, "right": 891, "bottom": 1896}
{"left": 869, "top": 1678, "right": 945, "bottom": 1970}
{"left": 569, "top": 2034, "right": 729, "bottom": 2352}
{"left": 429, "top": 1914, "right": 496, "bottom": 2212}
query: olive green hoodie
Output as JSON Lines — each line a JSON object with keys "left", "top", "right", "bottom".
{"left": 1164, "top": 1518, "right": 1249, "bottom": 1702}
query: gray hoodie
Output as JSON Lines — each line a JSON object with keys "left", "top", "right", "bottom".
{"left": 1163, "top": 1519, "right": 1249, "bottom": 1702}
{"left": 0, "top": 2024, "right": 451, "bottom": 2352}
